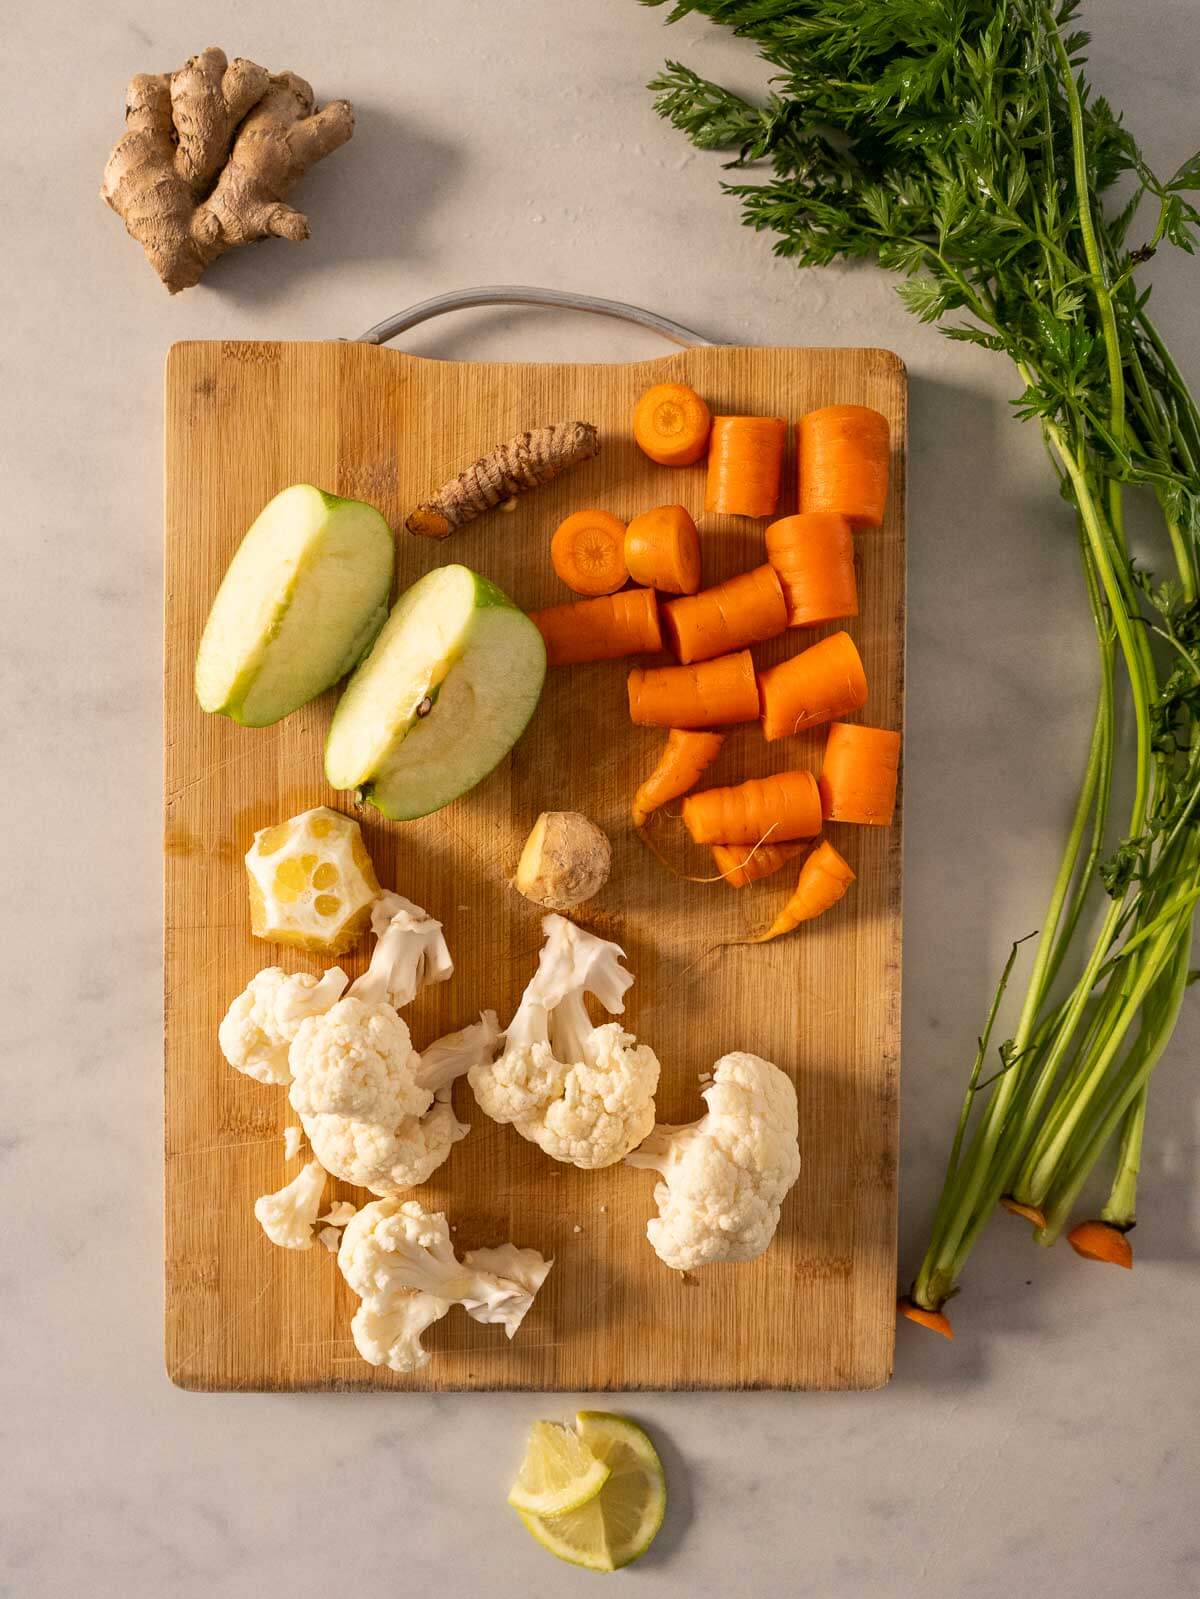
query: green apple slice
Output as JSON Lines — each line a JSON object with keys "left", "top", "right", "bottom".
{"left": 324, "top": 564, "right": 546, "bottom": 820}
{"left": 195, "top": 484, "right": 395, "bottom": 727}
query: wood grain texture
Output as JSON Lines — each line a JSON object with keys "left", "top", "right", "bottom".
{"left": 164, "top": 341, "right": 905, "bottom": 1392}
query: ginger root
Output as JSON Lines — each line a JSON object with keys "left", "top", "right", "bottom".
{"left": 515, "top": 812, "right": 612, "bottom": 911}
{"left": 101, "top": 46, "right": 353, "bottom": 293}
{"left": 406, "top": 422, "right": 601, "bottom": 539}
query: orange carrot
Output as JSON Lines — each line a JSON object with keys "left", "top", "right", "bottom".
{"left": 765, "top": 512, "right": 859, "bottom": 628}
{"left": 681, "top": 770, "right": 822, "bottom": 845}
{"left": 711, "top": 841, "right": 804, "bottom": 888}
{"left": 628, "top": 649, "right": 759, "bottom": 729}
{"left": 751, "top": 839, "right": 855, "bottom": 941}
{"left": 550, "top": 508, "right": 629, "bottom": 596}
{"left": 797, "top": 405, "right": 890, "bottom": 530}
{"left": 633, "top": 381, "right": 712, "bottom": 466}
{"left": 1000, "top": 1197, "right": 1047, "bottom": 1229}
{"left": 1067, "top": 1220, "right": 1134, "bottom": 1268}
{"left": 819, "top": 722, "right": 901, "bottom": 825}
{"left": 625, "top": 504, "right": 702, "bottom": 595}
{"left": 705, "top": 416, "right": 787, "bottom": 518}
{"left": 897, "top": 1298, "right": 954, "bottom": 1340}
{"left": 633, "top": 729, "right": 725, "bottom": 826}
{"left": 758, "top": 630, "right": 868, "bottom": 741}
{"left": 663, "top": 564, "right": 788, "bottom": 665}
{"left": 531, "top": 587, "right": 661, "bottom": 667}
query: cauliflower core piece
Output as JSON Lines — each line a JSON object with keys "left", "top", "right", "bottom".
{"left": 626, "top": 1052, "right": 800, "bottom": 1269}
{"left": 219, "top": 967, "right": 349, "bottom": 1085}
{"left": 353, "top": 892, "right": 453, "bottom": 1010}
{"left": 254, "top": 1158, "right": 327, "bottom": 1249}
{"left": 290, "top": 1006, "right": 499, "bottom": 1195}
{"left": 469, "top": 914, "right": 660, "bottom": 1168}
{"left": 337, "top": 1199, "right": 552, "bottom": 1373}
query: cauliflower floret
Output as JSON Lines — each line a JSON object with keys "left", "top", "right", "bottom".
{"left": 253, "top": 1158, "right": 327, "bottom": 1249}
{"left": 626, "top": 1052, "right": 800, "bottom": 1270}
{"left": 469, "top": 914, "right": 660, "bottom": 1169}
{"left": 289, "top": 999, "right": 427, "bottom": 1125}
{"left": 292, "top": 1011, "right": 499, "bottom": 1195}
{"left": 218, "top": 891, "right": 448, "bottom": 1091}
{"left": 219, "top": 967, "right": 349, "bottom": 1085}
{"left": 338, "top": 1199, "right": 553, "bottom": 1373}
{"left": 303, "top": 1098, "right": 469, "bottom": 1194}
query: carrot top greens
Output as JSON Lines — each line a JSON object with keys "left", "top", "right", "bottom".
{"left": 642, "top": 0, "right": 1200, "bottom": 1316}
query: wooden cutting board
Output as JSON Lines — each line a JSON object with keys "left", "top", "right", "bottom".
{"left": 164, "top": 339, "right": 905, "bottom": 1392}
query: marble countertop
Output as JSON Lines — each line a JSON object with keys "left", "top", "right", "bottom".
{"left": 4, "top": 2, "right": 1198, "bottom": 1594}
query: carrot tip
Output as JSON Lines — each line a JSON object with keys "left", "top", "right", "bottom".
{"left": 1066, "top": 1220, "right": 1134, "bottom": 1269}
{"left": 1000, "top": 1197, "right": 1047, "bottom": 1229}
{"left": 897, "top": 1298, "right": 954, "bottom": 1340}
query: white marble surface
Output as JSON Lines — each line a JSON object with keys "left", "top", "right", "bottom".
{"left": 4, "top": 2, "right": 1199, "bottom": 1594}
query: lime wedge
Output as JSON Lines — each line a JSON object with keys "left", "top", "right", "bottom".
{"left": 517, "top": 1412, "right": 667, "bottom": 1572}
{"left": 507, "top": 1421, "right": 611, "bottom": 1517}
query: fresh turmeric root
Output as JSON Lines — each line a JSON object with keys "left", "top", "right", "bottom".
{"left": 101, "top": 47, "right": 354, "bottom": 293}
{"left": 406, "top": 422, "right": 601, "bottom": 538}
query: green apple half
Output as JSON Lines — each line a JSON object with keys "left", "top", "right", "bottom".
{"left": 324, "top": 564, "right": 546, "bottom": 820}
{"left": 194, "top": 485, "right": 395, "bottom": 727}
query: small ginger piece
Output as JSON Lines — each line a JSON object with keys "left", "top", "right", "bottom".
{"left": 406, "top": 422, "right": 600, "bottom": 539}
{"left": 515, "top": 811, "right": 612, "bottom": 910}
{"left": 101, "top": 47, "right": 353, "bottom": 293}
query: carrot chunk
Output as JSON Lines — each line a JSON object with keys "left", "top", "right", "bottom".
{"left": 797, "top": 405, "right": 890, "bottom": 530}
{"left": 633, "top": 729, "right": 725, "bottom": 826}
{"left": 531, "top": 587, "right": 661, "bottom": 667}
{"left": 758, "top": 630, "right": 868, "bottom": 741}
{"left": 706, "top": 416, "right": 787, "bottom": 517}
{"left": 681, "top": 770, "right": 822, "bottom": 845}
{"left": 633, "top": 382, "right": 712, "bottom": 467}
{"left": 625, "top": 504, "right": 702, "bottom": 595}
{"left": 711, "top": 841, "right": 804, "bottom": 888}
{"left": 751, "top": 839, "right": 855, "bottom": 940}
{"left": 663, "top": 564, "right": 787, "bottom": 665}
{"left": 628, "top": 650, "right": 759, "bottom": 730}
{"left": 550, "top": 508, "right": 629, "bottom": 596}
{"left": 765, "top": 512, "right": 859, "bottom": 628}
{"left": 819, "top": 722, "right": 901, "bottom": 825}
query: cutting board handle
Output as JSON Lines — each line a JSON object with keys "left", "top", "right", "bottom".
{"left": 355, "top": 286, "right": 718, "bottom": 349}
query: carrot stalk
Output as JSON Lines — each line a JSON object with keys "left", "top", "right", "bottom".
{"left": 632, "top": 729, "right": 725, "bottom": 826}
{"left": 797, "top": 405, "right": 890, "bottom": 531}
{"left": 633, "top": 381, "right": 712, "bottom": 467}
{"left": 1066, "top": 1219, "right": 1134, "bottom": 1268}
{"left": 531, "top": 587, "right": 661, "bottom": 667}
{"left": 628, "top": 649, "right": 760, "bottom": 729}
{"left": 819, "top": 721, "right": 901, "bottom": 825}
{"left": 681, "top": 770, "right": 822, "bottom": 845}
{"left": 897, "top": 1297, "right": 955, "bottom": 1341}
{"left": 705, "top": 415, "right": 788, "bottom": 518}
{"left": 750, "top": 839, "right": 855, "bottom": 941}
{"left": 662, "top": 563, "right": 788, "bottom": 665}
{"left": 765, "top": 512, "right": 859, "bottom": 628}
{"left": 758, "top": 630, "right": 869, "bottom": 741}
{"left": 999, "top": 1197, "right": 1047, "bottom": 1229}
{"left": 711, "top": 841, "right": 804, "bottom": 888}
{"left": 550, "top": 508, "right": 629, "bottom": 596}
{"left": 625, "top": 504, "right": 702, "bottom": 595}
